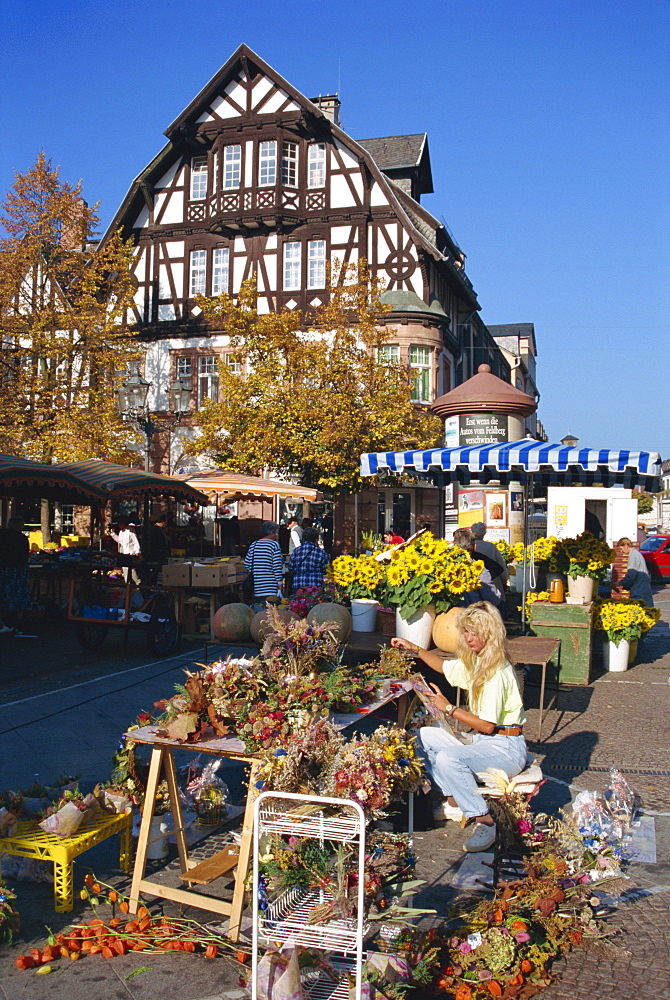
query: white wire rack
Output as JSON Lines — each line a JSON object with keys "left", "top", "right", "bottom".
{"left": 252, "top": 791, "right": 366, "bottom": 1000}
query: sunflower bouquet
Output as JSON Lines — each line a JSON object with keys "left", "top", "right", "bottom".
{"left": 382, "top": 532, "right": 483, "bottom": 621}
{"left": 593, "top": 598, "right": 660, "bottom": 646}
{"left": 551, "top": 532, "right": 616, "bottom": 581}
{"left": 329, "top": 552, "right": 386, "bottom": 600}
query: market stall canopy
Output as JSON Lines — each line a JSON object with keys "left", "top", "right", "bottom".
{"left": 58, "top": 460, "right": 208, "bottom": 504}
{"left": 360, "top": 439, "right": 662, "bottom": 489}
{"left": 177, "top": 469, "right": 322, "bottom": 503}
{"left": 0, "top": 453, "right": 109, "bottom": 504}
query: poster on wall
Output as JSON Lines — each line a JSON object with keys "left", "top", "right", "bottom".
{"left": 508, "top": 484, "right": 525, "bottom": 545}
{"left": 485, "top": 492, "right": 507, "bottom": 528}
{"left": 458, "top": 489, "right": 484, "bottom": 527}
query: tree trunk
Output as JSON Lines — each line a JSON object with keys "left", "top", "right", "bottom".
{"left": 41, "top": 498, "right": 51, "bottom": 545}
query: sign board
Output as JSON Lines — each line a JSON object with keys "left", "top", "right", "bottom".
{"left": 458, "top": 413, "right": 509, "bottom": 447}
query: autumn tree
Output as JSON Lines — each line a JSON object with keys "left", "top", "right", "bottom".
{"left": 0, "top": 153, "right": 141, "bottom": 466}
{"left": 192, "top": 262, "right": 442, "bottom": 491}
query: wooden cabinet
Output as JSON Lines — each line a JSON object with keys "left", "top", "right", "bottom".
{"left": 529, "top": 601, "right": 594, "bottom": 685}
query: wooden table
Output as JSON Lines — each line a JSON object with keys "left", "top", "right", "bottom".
{"left": 431, "top": 636, "right": 561, "bottom": 742}
{"left": 508, "top": 636, "right": 561, "bottom": 741}
{"left": 125, "top": 681, "right": 414, "bottom": 940}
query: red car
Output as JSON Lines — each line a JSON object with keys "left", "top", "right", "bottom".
{"left": 640, "top": 534, "right": 670, "bottom": 580}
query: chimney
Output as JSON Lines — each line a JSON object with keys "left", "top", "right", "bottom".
{"left": 310, "top": 94, "right": 340, "bottom": 126}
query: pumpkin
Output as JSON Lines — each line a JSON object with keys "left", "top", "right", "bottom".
{"left": 306, "top": 602, "right": 352, "bottom": 642}
{"left": 212, "top": 603, "right": 254, "bottom": 642}
{"left": 432, "top": 606, "right": 463, "bottom": 653}
{"left": 250, "top": 608, "right": 299, "bottom": 644}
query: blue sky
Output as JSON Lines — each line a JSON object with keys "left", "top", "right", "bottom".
{"left": 2, "top": 0, "right": 668, "bottom": 457}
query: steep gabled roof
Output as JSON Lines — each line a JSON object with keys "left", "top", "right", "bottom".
{"left": 102, "top": 44, "right": 479, "bottom": 309}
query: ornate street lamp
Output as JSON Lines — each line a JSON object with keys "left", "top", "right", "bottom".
{"left": 116, "top": 364, "right": 191, "bottom": 471}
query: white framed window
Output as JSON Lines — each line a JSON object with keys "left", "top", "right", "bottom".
{"left": 177, "top": 357, "right": 192, "bottom": 380}
{"left": 198, "top": 356, "right": 219, "bottom": 407}
{"left": 225, "top": 353, "right": 243, "bottom": 375}
{"left": 307, "top": 143, "right": 326, "bottom": 188}
{"left": 189, "top": 250, "right": 206, "bottom": 297}
{"left": 307, "top": 239, "right": 326, "bottom": 289}
{"left": 282, "top": 141, "right": 298, "bottom": 186}
{"left": 223, "top": 144, "right": 241, "bottom": 189}
{"left": 190, "top": 156, "right": 208, "bottom": 200}
{"left": 377, "top": 345, "right": 400, "bottom": 365}
{"left": 258, "top": 140, "right": 277, "bottom": 187}
{"left": 409, "top": 345, "right": 432, "bottom": 403}
{"left": 212, "top": 247, "right": 230, "bottom": 296}
{"left": 283, "top": 242, "right": 302, "bottom": 291}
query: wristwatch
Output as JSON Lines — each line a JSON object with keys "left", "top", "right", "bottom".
{"left": 445, "top": 704, "right": 456, "bottom": 717}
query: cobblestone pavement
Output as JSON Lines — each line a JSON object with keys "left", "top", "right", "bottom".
{"left": 0, "top": 588, "right": 668, "bottom": 999}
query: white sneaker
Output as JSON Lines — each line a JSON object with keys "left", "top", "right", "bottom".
{"left": 433, "top": 801, "right": 464, "bottom": 823}
{"left": 463, "top": 822, "right": 496, "bottom": 852}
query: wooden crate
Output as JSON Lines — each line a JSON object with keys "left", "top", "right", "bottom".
{"left": 529, "top": 600, "right": 594, "bottom": 685}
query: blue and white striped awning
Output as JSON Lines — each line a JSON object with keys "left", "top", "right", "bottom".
{"left": 360, "top": 440, "right": 662, "bottom": 487}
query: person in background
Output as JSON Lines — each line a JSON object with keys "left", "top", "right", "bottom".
{"left": 245, "top": 521, "right": 284, "bottom": 606}
{"left": 614, "top": 537, "right": 654, "bottom": 607}
{"left": 144, "top": 514, "right": 170, "bottom": 584}
{"left": 287, "top": 516, "right": 303, "bottom": 555}
{"left": 637, "top": 523, "right": 648, "bottom": 546}
{"left": 471, "top": 522, "right": 508, "bottom": 588}
{"left": 287, "top": 527, "right": 329, "bottom": 594}
{"left": 391, "top": 602, "right": 527, "bottom": 853}
{"left": 453, "top": 527, "right": 505, "bottom": 612}
{"left": 109, "top": 517, "right": 141, "bottom": 585}
{"left": 0, "top": 516, "right": 31, "bottom": 632}
{"left": 383, "top": 527, "right": 405, "bottom": 545}
{"left": 321, "top": 513, "right": 334, "bottom": 556}
{"left": 218, "top": 511, "right": 240, "bottom": 558}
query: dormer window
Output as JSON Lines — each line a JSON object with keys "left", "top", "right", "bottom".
{"left": 307, "top": 143, "right": 326, "bottom": 188}
{"left": 258, "top": 141, "right": 277, "bottom": 187}
{"left": 190, "top": 157, "right": 208, "bottom": 200}
{"left": 223, "top": 144, "right": 241, "bottom": 189}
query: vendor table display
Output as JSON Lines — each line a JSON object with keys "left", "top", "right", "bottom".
{"left": 0, "top": 810, "right": 132, "bottom": 912}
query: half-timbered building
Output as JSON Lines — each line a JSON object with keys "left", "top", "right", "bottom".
{"left": 106, "top": 43, "right": 510, "bottom": 542}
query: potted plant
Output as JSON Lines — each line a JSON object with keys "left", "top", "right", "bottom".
{"left": 552, "top": 532, "right": 616, "bottom": 602}
{"left": 382, "top": 532, "right": 483, "bottom": 646}
{"left": 593, "top": 597, "right": 659, "bottom": 671}
{"left": 329, "top": 552, "right": 387, "bottom": 631}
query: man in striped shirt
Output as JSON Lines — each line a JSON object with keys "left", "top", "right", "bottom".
{"left": 245, "top": 522, "right": 283, "bottom": 604}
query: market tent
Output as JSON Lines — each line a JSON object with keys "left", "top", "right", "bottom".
{"left": 60, "top": 459, "right": 208, "bottom": 504}
{"left": 178, "top": 469, "right": 322, "bottom": 503}
{"left": 0, "top": 453, "right": 108, "bottom": 504}
{"left": 360, "top": 439, "right": 662, "bottom": 490}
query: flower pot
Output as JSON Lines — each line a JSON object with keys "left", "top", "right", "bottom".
{"left": 147, "top": 814, "right": 170, "bottom": 859}
{"left": 395, "top": 604, "right": 436, "bottom": 649}
{"left": 567, "top": 574, "right": 595, "bottom": 603}
{"left": 350, "top": 598, "right": 379, "bottom": 632}
{"left": 602, "top": 638, "right": 630, "bottom": 672}
{"left": 432, "top": 606, "right": 462, "bottom": 653}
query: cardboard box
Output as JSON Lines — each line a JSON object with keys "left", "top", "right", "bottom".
{"left": 162, "top": 562, "right": 192, "bottom": 587}
{"left": 191, "top": 563, "right": 233, "bottom": 588}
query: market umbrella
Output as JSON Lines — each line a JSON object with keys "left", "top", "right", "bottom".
{"left": 177, "top": 469, "right": 322, "bottom": 504}
{"left": 360, "top": 438, "right": 663, "bottom": 626}
{"left": 59, "top": 459, "right": 208, "bottom": 504}
{"left": 360, "top": 439, "right": 662, "bottom": 489}
{"left": 0, "top": 453, "right": 108, "bottom": 503}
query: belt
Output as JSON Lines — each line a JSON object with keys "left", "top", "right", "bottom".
{"left": 494, "top": 725, "right": 524, "bottom": 736}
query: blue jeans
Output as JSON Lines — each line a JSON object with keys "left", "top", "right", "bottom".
{"left": 418, "top": 725, "right": 527, "bottom": 819}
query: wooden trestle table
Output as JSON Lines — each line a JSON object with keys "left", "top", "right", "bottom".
{"left": 125, "top": 680, "right": 414, "bottom": 941}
